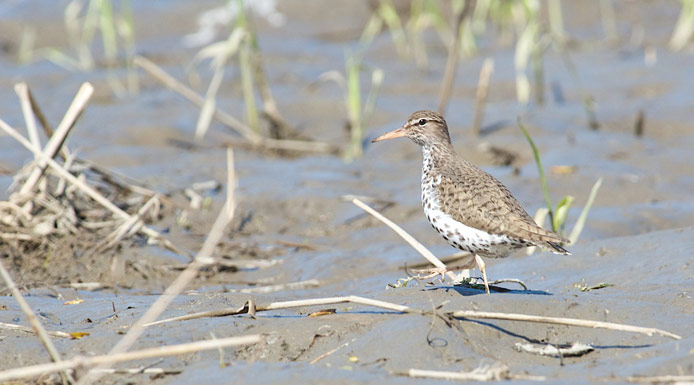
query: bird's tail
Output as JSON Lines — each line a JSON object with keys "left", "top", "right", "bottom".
{"left": 546, "top": 241, "right": 571, "bottom": 255}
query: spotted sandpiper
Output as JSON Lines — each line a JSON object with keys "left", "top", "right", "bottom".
{"left": 372, "top": 110, "right": 569, "bottom": 293}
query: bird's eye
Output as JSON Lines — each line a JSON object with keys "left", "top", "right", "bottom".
{"left": 418, "top": 119, "right": 427, "bottom": 126}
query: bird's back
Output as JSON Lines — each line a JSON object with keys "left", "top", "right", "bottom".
{"left": 427, "top": 148, "right": 569, "bottom": 254}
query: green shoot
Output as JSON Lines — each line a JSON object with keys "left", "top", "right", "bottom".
{"left": 24, "top": 0, "right": 138, "bottom": 96}
{"left": 377, "top": 0, "right": 409, "bottom": 58}
{"left": 519, "top": 118, "right": 601, "bottom": 243}
{"left": 387, "top": 276, "right": 415, "bottom": 289}
{"left": 236, "top": 0, "right": 260, "bottom": 133}
{"left": 569, "top": 177, "right": 602, "bottom": 244}
{"left": 553, "top": 195, "right": 574, "bottom": 234}
{"left": 118, "top": 0, "right": 139, "bottom": 94}
{"left": 669, "top": 0, "right": 694, "bottom": 51}
{"left": 518, "top": 118, "right": 554, "bottom": 225}
{"left": 346, "top": 54, "right": 362, "bottom": 160}
{"left": 344, "top": 54, "right": 384, "bottom": 161}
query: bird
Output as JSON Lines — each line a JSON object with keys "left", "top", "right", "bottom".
{"left": 372, "top": 110, "right": 569, "bottom": 293}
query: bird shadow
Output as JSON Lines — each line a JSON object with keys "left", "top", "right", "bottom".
{"left": 456, "top": 319, "right": 653, "bottom": 351}
{"left": 425, "top": 283, "right": 552, "bottom": 296}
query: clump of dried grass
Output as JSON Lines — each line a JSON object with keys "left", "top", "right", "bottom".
{"left": 0, "top": 82, "right": 182, "bottom": 286}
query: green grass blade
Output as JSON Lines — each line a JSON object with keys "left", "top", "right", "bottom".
{"left": 345, "top": 54, "right": 362, "bottom": 160}
{"left": 569, "top": 177, "right": 602, "bottom": 244}
{"left": 362, "top": 68, "right": 384, "bottom": 128}
{"left": 99, "top": 0, "right": 118, "bottom": 63}
{"left": 553, "top": 195, "right": 574, "bottom": 235}
{"left": 378, "top": 0, "right": 408, "bottom": 58}
{"left": 119, "top": 0, "right": 138, "bottom": 94}
{"left": 518, "top": 117, "right": 554, "bottom": 226}
{"left": 669, "top": 0, "right": 694, "bottom": 51}
{"left": 236, "top": 0, "right": 259, "bottom": 133}
{"left": 359, "top": 14, "right": 383, "bottom": 52}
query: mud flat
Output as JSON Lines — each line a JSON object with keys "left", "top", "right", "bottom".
{"left": 0, "top": 1, "right": 692, "bottom": 384}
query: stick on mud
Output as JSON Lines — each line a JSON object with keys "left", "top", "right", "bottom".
{"left": 0, "top": 259, "right": 75, "bottom": 383}
{"left": 451, "top": 310, "right": 681, "bottom": 340}
{"left": 351, "top": 197, "right": 460, "bottom": 280}
{"left": 75, "top": 148, "right": 238, "bottom": 385}
{"left": 0, "top": 335, "right": 261, "bottom": 383}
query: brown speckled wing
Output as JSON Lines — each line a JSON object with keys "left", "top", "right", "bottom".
{"left": 436, "top": 158, "right": 569, "bottom": 248}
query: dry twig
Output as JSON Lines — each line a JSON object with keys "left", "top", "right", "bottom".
{"left": 0, "top": 335, "right": 261, "bottom": 383}
{"left": 0, "top": 321, "right": 70, "bottom": 338}
{"left": 228, "top": 279, "right": 320, "bottom": 294}
{"left": 309, "top": 338, "right": 357, "bottom": 364}
{"left": 472, "top": 58, "right": 494, "bottom": 136}
{"left": 452, "top": 310, "right": 681, "bottom": 340}
{"left": 75, "top": 148, "right": 238, "bottom": 385}
{"left": 395, "top": 363, "right": 546, "bottom": 382}
{"left": 437, "top": 1, "right": 473, "bottom": 115}
{"left": 0, "top": 118, "right": 184, "bottom": 256}
{"left": 0, "top": 259, "right": 74, "bottom": 384}
{"left": 144, "top": 295, "right": 419, "bottom": 327}
{"left": 515, "top": 342, "right": 594, "bottom": 357}
{"left": 134, "top": 56, "right": 337, "bottom": 155}
{"left": 621, "top": 375, "right": 694, "bottom": 383}
{"left": 350, "top": 198, "right": 459, "bottom": 280}
{"left": 16, "top": 82, "right": 93, "bottom": 199}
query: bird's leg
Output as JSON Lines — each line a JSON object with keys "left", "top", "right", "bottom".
{"left": 412, "top": 255, "right": 476, "bottom": 282}
{"left": 474, "top": 254, "right": 490, "bottom": 294}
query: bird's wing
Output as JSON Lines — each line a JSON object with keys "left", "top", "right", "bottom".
{"left": 436, "top": 161, "right": 568, "bottom": 245}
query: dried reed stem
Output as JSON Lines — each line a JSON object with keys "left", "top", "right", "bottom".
{"left": 451, "top": 310, "right": 681, "bottom": 340}
{"left": 515, "top": 341, "right": 594, "bottom": 357}
{"left": 133, "top": 55, "right": 258, "bottom": 141}
{"left": 26, "top": 86, "right": 54, "bottom": 136}
{"left": 14, "top": 83, "right": 41, "bottom": 150}
{"left": 472, "top": 58, "right": 494, "bottom": 136}
{"left": 0, "top": 335, "right": 261, "bottom": 383}
{"left": 0, "top": 259, "right": 74, "bottom": 384}
{"left": 144, "top": 295, "right": 420, "bottom": 327}
{"left": 399, "top": 367, "right": 509, "bottom": 382}
{"left": 142, "top": 293, "right": 680, "bottom": 342}
{"left": 437, "top": 1, "right": 472, "bottom": 115}
{"left": 134, "top": 56, "right": 337, "bottom": 154}
{"left": 92, "top": 194, "right": 161, "bottom": 253}
{"left": 221, "top": 135, "right": 338, "bottom": 155}
{"left": 0, "top": 322, "right": 70, "bottom": 338}
{"left": 0, "top": 118, "right": 184, "bottom": 256}
{"left": 623, "top": 375, "right": 694, "bottom": 383}
{"left": 350, "top": 198, "right": 459, "bottom": 280}
{"left": 18, "top": 82, "right": 94, "bottom": 198}
{"left": 228, "top": 279, "right": 320, "bottom": 294}
{"left": 397, "top": 367, "right": 546, "bottom": 382}
{"left": 74, "top": 148, "right": 237, "bottom": 385}
{"left": 309, "top": 337, "right": 357, "bottom": 364}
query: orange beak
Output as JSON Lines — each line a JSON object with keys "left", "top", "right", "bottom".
{"left": 372, "top": 127, "right": 407, "bottom": 143}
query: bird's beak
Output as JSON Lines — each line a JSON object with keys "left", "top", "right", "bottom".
{"left": 372, "top": 126, "right": 407, "bottom": 143}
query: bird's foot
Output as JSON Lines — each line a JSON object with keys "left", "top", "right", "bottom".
{"left": 411, "top": 266, "right": 449, "bottom": 282}
{"left": 411, "top": 255, "right": 490, "bottom": 294}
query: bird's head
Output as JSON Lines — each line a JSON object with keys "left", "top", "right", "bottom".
{"left": 372, "top": 110, "right": 451, "bottom": 147}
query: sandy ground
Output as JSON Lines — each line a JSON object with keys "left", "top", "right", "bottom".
{"left": 0, "top": 1, "right": 693, "bottom": 384}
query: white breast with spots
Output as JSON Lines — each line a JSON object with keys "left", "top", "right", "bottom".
{"left": 420, "top": 148, "right": 520, "bottom": 258}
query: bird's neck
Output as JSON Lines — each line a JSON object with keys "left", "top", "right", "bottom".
{"left": 421, "top": 142, "right": 455, "bottom": 179}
